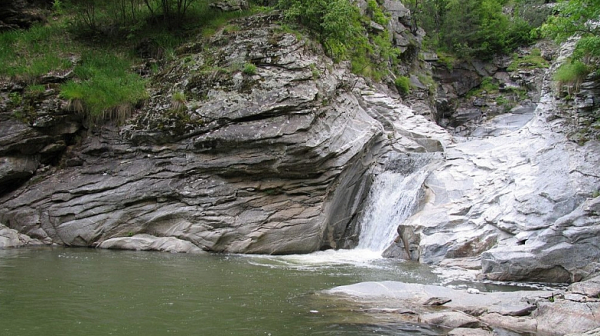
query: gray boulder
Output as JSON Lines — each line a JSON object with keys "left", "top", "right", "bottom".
{"left": 0, "top": 223, "right": 40, "bottom": 248}
{"left": 569, "top": 274, "right": 600, "bottom": 298}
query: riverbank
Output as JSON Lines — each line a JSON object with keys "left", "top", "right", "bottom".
{"left": 324, "top": 277, "right": 600, "bottom": 336}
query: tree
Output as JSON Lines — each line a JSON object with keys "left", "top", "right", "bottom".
{"left": 407, "top": 0, "right": 534, "bottom": 59}
{"left": 542, "top": 0, "right": 600, "bottom": 65}
{"left": 66, "top": 0, "right": 201, "bottom": 33}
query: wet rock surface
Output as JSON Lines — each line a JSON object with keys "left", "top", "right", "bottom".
{"left": 396, "top": 39, "right": 600, "bottom": 283}
{"left": 325, "top": 280, "right": 600, "bottom": 336}
{"left": 99, "top": 234, "right": 205, "bottom": 253}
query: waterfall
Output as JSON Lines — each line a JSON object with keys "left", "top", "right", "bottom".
{"left": 356, "top": 154, "right": 435, "bottom": 253}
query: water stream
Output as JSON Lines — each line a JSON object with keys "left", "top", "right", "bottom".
{"left": 356, "top": 154, "right": 436, "bottom": 253}
{"left": 0, "top": 247, "right": 440, "bottom": 336}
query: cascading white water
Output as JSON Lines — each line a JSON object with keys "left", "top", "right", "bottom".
{"left": 267, "top": 154, "right": 437, "bottom": 267}
{"left": 356, "top": 154, "right": 434, "bottom": 253}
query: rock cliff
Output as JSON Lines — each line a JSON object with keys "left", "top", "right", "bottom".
{"left": 1, "top": 6, "right": 599, "bottom": 285}
{"left": 0, "top": 12, "right": 440, "bottom": 254}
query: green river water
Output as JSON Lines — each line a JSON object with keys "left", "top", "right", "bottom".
{"left": 0, "top": 247, "right": 449, "bottom": 336}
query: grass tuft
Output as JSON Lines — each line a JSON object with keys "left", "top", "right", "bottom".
{"left": 395, "top": 76, "right": 411, "bottom": 94}
{"left": 554, "top": 60, "right": 589, "bottom": 88}
{"left": 60, "top": 52, "right": 147, "bottom": 122}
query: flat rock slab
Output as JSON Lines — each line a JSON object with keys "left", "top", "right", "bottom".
{"left": 448, "top": 327, "right": 493, "bottom": 336}
{"left": 326, "top": 281, "right": 600, "bottom": 336}
{"left": 420, "top": 311, "right": 480, "bottom": 328}
{"left": 325, "top": 281, "right": 549, "bottom": 314}
{"left": 535, "top": 300, "right": 600, "bottom": 336}
{"left": 478, "top": 313, "right": 537, "bottom": 333}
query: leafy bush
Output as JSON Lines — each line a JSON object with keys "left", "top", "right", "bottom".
{"left": 541, "top": 0, "right": 600, "bottom": 71}
{"left": 66, "top": 0, "right": 203, "bottom": 33}
{"left": 367, "top": 0, "right": 389, "bottom": 26}
{"left": 395, "top": 76, "right": 411, "bottom": 94}
{"left": 278, "top": 0, "right": 400, "bottom": 80}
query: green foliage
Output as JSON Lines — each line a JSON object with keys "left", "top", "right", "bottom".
{"left": 514, "top": 0, "right": 553, "bottom": 27}
{"left": 52, "top": 0, "right": 64, "bottom": 13}
{"left": 541, "top": 0, "right": 600, "bottom": 70}
{"left": 467, "top": 76, "right": 499, "bottom": 98}
{"left": 418, "top": 73, "right": 437, "bottom": 94}
{"left": 0, "top": 23, "right": 73, "bottom": 81}
{"left": 26, "top": 84, "right": 46, "bottom": 95}
{"left": 573, "top": 35, "right": 600, "bottom": 62}
{"left": 480, "top": 77, "right": 499, "bottom": 93}
{"left": 436, "top": 51, "right": 458, "bottom": 70}
{"left": 278, "top": 0, "right": 400, "bottom": 80}
{"left": 60, "top": 52, "right": 147, "bottom": 121}
{"left": 65, "top": 0, "right": 203, "bottom": 33}
{"left": 242, "top": 63, "right": 257, "bottom": 75}
{"left": 171, "top": 91, "right": 187, "bottom": 111}
{"left": 172, "top": 91, "right": 186, "bottom": 103}
{"left": 279, "top": 0, "right": 365, "bottom": 59}
{"left": 8, "top": 92, "right": 23, "bottom": 107}
{"left": 507, "top": 50, "right": 549, "bottom": 71}
{"left": 407, "top": 0, "right": 537, "bottom": 60}
{"left": 495, "top": 95, "right": 512, "bottom": 111}
{"left": 310, "top": 63, "right": 320, "bottom": 79}
{"left": 554, "top": 60, "right": 589, "bottom": 89}
{"left": 367, "top": 0, "right": 389, "bottom": 26}
{"left": 395, "top": 76, "right": 411, "bottom": 94}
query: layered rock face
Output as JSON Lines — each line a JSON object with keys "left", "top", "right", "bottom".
{"left": 397, "top": 41, "right": 600, "bottom": 282}
{"left": 1, "top": 7, "right": 599, "bottom": 284}
{"left": 0, "top": 14, "right": 438, "bottom": 254}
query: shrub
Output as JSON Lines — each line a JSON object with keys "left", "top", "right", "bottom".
{"left": 367, "top": 0, "right": 389, "bottom": 26}
{"left": 242, "top": 63, "right": 257, "bottom": 75}
{"left": 395, "top": 76, "right": 411, "bottom": 94}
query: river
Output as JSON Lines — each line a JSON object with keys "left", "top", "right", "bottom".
{"left": 0, "top": 247, "right": 451, "bottom": 336}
